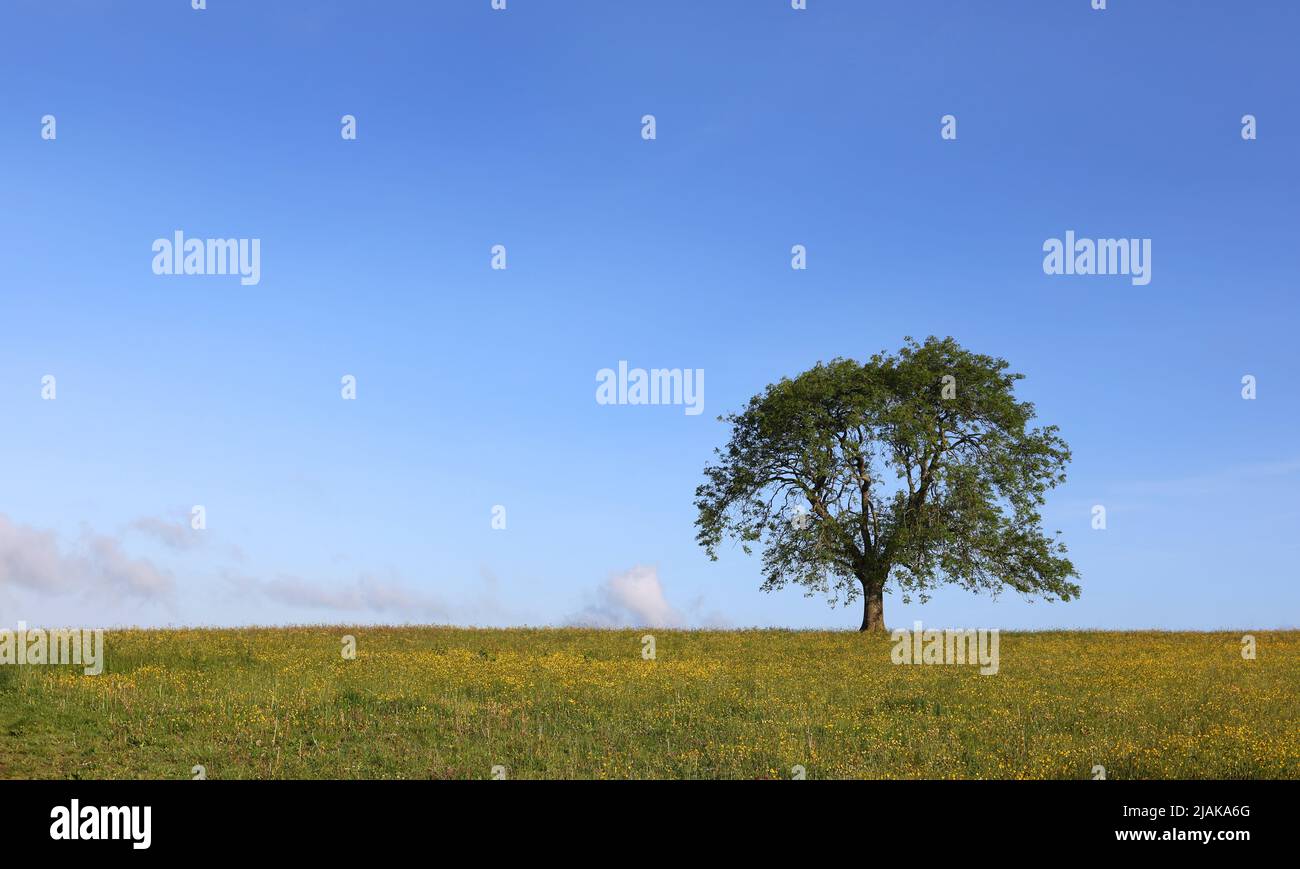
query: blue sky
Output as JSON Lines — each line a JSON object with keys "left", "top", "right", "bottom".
{"left": 1, "top": 0, "right": 1296, "bottom": 631}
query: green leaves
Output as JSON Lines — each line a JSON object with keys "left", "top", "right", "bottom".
{"left": 694, "top": 336, "right": 1080, "bottom": 626}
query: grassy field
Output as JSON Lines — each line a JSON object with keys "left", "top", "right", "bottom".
{"left": 1, "top": 627, "right": 1296, "bottom": 779}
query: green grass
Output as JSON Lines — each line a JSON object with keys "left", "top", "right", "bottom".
{"left": 1, "top": 627, "right": 1296, "bottom": 779}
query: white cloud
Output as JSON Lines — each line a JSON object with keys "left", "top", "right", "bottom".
{"left": 0, "top": 513, "right": 174, "bottom": 602}
{"left": 569, "top": 565, "right": 684, "bottom": 628}
{"left": 129, "top": 515, "right": 201, "bottom": 551}
{"left": 235, "top": 572, "right": 450, "bottom": 621}
{"left": 128, "top": 511, "right": 248, "bottom": 563}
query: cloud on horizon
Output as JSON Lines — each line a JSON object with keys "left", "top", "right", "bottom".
{"left": 0, "top": 513, "right": 174, "bottom": 603}
{"left": 568, "top": 565, "right": 685, "bottom": 628}
{"left": 128, "top": 514, "right": 201, "bottom": 551}
{"left": 224, "top": 571, "right": 451, "bottom": 621}
{"left": 1, "top": 512, "right": 702, "bottom": 630}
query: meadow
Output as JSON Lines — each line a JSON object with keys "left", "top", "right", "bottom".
{"left": 1, "top": 627, "right": 1296, "bottom": 779}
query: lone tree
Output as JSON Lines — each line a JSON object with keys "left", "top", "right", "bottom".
{"left": 694, "top": 336, "right": 1079, "bottom": 632}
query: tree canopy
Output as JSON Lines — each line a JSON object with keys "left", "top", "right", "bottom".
{"left": 694, "top": 336, "right": 1080, "bottom": 631}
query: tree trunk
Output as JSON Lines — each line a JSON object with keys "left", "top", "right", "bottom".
{"left": 859, "top": 581, "right": 886, "bottom": 632}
